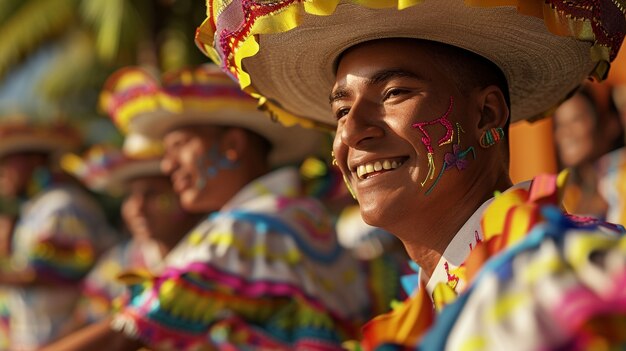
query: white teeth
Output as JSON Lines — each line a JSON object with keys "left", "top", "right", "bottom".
{"left": 356, "top": 159, "right": 403, "bottom": 179}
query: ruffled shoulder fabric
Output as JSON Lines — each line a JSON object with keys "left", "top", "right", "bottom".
{"left": 10, "top": 185, "right": 112, "bottom": 282}
{"left": 1, "top": 184, "right": 115, "bottom": 348}
{"left": 112, "top": 187, "right": 373, "bottom": 350}
{"left": 421, "top": 209, "right": 626, "bottom": 350}
{"left": 76, "top": 239, "right": 165, "bottom": 325}
{"left": 361, "top": 173, "right": 626, "bottom": 350}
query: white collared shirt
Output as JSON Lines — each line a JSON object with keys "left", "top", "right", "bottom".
{"left": 422, "top": 181, "right": 532, "bottom": 299}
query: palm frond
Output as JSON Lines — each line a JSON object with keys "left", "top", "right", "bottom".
{"left": 0, "top": 0, "right": 23, "bottom": 25}
{"left": 0, "top": 0, "right": 77, "bottom": 79}
{"left": 37, "top": 30, "right": 97, "bottom": 101}
{"left": 80, "top": 0, "right": 147, "bottom": 63}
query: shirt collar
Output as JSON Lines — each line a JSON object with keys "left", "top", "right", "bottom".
{"left": 422, "top": 180, "right": 532, "bottom": 298}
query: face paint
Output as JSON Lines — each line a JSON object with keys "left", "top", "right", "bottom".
{"left": 194, "top": 143, "right": 239, "bottom": 189}
{"left": 424, "top": 122, "right": 476, "bottom": 195}
{"left": 342, "top": 173, "right": 357, "bottom": 200}
{"left": 411, "top": 96, "right": 455, "bottom": 187}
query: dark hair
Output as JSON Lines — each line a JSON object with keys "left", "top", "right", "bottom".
{"left": 421, "top": 39, "right": 511, "bottom": 136}
{"left": 213, "top": 125, "right": 273, "bottom": 160}
{"left": 241, "top": 128, "right": 273, "bottom": 159}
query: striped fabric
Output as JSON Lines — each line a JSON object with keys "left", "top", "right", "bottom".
{"left": 0, "top": 184, "right": 114, "bottom": 349}
{"left": 112, "top": 168, "right": 388, "bottom": 350}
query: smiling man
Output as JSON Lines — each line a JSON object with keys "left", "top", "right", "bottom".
{"left": 330, "top": 39, "right": 512, "bottom": 273}
{"left": 197, "top": 1, "right": 626, "bottom": 349}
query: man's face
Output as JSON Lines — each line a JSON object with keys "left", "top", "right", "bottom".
{"left": 554, "top": 94, "right": 596, "bottom": 167}
{"left": 331, "top": 40, "right": 482, "bottom": 230}
{"left": 0, "top": 153, "right": 42, "bottom": 198}
{"left": 122, "top": 176, "right": 185, "bottom": 242}
{"left": 161, "top": 126, "right": 239, "bottom": 213}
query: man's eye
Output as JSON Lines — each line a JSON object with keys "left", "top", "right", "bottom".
{"left": 383, "top": 88, "right": 408, "bottom": 100}
{"left": 335, "top": 107, "right": 350, "bottom": 120}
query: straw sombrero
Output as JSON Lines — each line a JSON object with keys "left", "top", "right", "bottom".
{"left": 101, "top": 65, "right": 321, "bottom": 166}
{"left": 0, "top": 118, "right": 81, "bottom": 159}
{"left": 99, "top": 67, "right": 176, "bottom": 134}
{"left": 195, "top": 0, "right": 625, "bottom": 129}
{"left": 62, "top": 135, "right": 164, "bottom": 195}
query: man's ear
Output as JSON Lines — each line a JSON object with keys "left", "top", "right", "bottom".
{"left": 476, "top": 85, "right": 510, "bottom": 132}
{"left": 219, "top": 127, "right": 247, "bottom": 161}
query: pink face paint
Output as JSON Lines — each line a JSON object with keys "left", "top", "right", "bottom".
{"left": 414, "top": 98, "right": 476, "bottom": 195}
{"left": 412, "top": 96, "right": 455, "bottom": 186}
{"left": 411, "top": 96, "right": 455, "bottom": 151}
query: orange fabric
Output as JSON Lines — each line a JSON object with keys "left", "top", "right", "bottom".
{"left": 509, "top": 118, "right": 558, "bottom": 184}
{"left": 361, "top": 283, "right": 433, "bottom": 351}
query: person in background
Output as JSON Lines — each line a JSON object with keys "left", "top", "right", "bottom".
{"left": 0, "top": 117, "right": 115, "bottom": 350}
{"left": 301, "top": 156, "right": 410, "bottom": 322}
{"left": 197, "top": 1, "right": 626, "bottom": 349}
{"left": 594, "top": 85, "right": 626, "bottom": 225}
{"left": 62, "top": 133, "right": 204, "bottom": 329}
{"left": 553, "top": 82, "right": 624, "bottom": 218}
{"left": 43, "top": 65, "right": 388, "bottom": 351}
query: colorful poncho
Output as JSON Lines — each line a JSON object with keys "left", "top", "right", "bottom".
{"left": 0, "top": 184, "right": 114, "bottom": 349}
{"left": 362, "top": 174, "right": 626, "bottom": 350}
{"left": 74, "top": 239, "right": 167, "bottom": 325}
{"left": 112, "top": 168, "right": 395, "bottom": 350}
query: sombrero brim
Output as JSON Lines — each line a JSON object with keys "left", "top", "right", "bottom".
{"left": 199, "top": 0, "right": 619, "bottom": 127}
{"left": 0, "top": 135, "right": 78, "bottom": 159}
{"left": 131, "top": 108, "right": 322, "bottom": 167}
{"left": 86, "top": 159, "right": 164, "bottom": 194}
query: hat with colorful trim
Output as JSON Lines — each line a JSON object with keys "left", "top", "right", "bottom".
{"left": 62, "top": 134, "right": 164, "bottom": 195}
{"left": 0, "top": 116, "right": 81, "bottom": 159}
{"left": 99, "top": 67, "right": 178, "bottom": 134}
{"left": 195, "top": 0, "right": 626, "bottom": 129}
{"left": 100, "top": 64, "right": 321, "bottom": 166}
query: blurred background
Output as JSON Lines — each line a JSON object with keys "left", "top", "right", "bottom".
{"left": 0, "top": 0, "right": 208, "bottom": 146}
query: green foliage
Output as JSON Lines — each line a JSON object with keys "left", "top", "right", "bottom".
{"left": 0, "top": 0, "right": 209, "bottom": 143}
{"left": 0, "top": 0, "right": 77, "bottom": 78}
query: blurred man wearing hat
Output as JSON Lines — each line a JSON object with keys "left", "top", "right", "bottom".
{"left": 197, "top": 1, "right": 626, "bottom": 349}
{"left": 45, "top": 65, "right": 382, "bottom": 351}
{"left": 0, "top": 118, "right": 114, "bottom": 349}
{"left": 61, "top": 135, "right": 204, "bottom": 329}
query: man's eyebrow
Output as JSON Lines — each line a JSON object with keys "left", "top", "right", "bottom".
{"left": 329, "top": 88, "right": 350, "bottom": 105}
{"left": 329, "top": 69, "right": 427, "bottom": 105}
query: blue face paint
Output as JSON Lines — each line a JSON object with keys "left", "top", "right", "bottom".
{"left": 194, "top": 143, "right": 239, "bottom": 189}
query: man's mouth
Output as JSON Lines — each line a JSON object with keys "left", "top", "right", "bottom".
{"left": 355, "top": 158, "right": 406, "bottom": 180}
